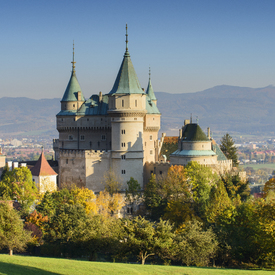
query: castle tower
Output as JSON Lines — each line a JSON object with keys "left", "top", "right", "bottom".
{"left": 60, "top": 43, "right": 85, "bottom": 112}
{"left": 146, "top": 68, "right": 157, "bottom": 106}
{"left": 108, "top": 25, "right": 146, "bottom": 189}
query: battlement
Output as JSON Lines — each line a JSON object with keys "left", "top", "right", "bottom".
{"left": 59, "top": 149, "right": 111, "bottom": 158}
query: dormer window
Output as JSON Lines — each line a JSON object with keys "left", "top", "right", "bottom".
{"left": 122, "top": 100, "right": 124, "bottom": 107}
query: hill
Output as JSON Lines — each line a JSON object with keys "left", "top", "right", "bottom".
{"left": 0, "top": 85, "right": 274, "bottom": 137}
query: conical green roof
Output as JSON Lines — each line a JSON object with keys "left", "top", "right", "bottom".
{"left": 109, "top": 49, "right": 144, "bottom": 95}
{"left": 146, "top": 78, "right": 157, "bottom": 100}
{"left": 182, "top": 123, "right": 209, "bottom": 141}
{"left": 61, "top": 70, "right": 85, "bottom": 102}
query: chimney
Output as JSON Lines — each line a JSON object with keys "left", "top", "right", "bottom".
{"left": 184, "top": 119, "right": 190, "bottom": 126}
{"left": 207, "top": 127, "right": 211, "bottom": 139}
{"left": 13, "top": 162, "right": 18, "bottom": 169}
{"left": 99, "top": 91, "right": 103, "bottom": 103}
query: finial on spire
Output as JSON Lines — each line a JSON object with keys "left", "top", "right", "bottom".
{"left": 71, "top": 40, "right": 76, "bottom": 73}
{"left": 125, "top": 24, "right": 128, "bottom": 52}
{"left": 149, "top": 66, "right": 151, "bottom": 80}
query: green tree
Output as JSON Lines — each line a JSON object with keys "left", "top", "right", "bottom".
{"left": 0, "top": 203, "right": 31, "bottom": 255}
{"left": 185, "top": 161, "right": 219, "bottom": 220}
{"left": 221, "top": 173, "right": 250, "bottom": 201}
{"left": 125, "top": 177, "right": 141, "bottom": 214}
{"left": 144, "top": 174, "right": 166, "bottom": 221}
{"left": 0, "top": 167, "right": 38, "bottom": 213}
{"left": 124, "top": 217, "right": 175, "bottom": 265}
{"left": 175, "top": 220, "right": 218, "bottom": 266}
{"left": 220, "top": 133, "right": 238, "bottom": 167}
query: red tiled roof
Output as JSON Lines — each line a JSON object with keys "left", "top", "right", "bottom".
{"left": 30, "top": 152, "right": 57, "bottom": 176}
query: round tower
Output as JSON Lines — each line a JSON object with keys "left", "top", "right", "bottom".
{"left": 108, "top": 25, "right": 146, "bottom": 189}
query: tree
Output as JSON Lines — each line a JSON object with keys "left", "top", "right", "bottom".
{"left": 175, "top": 220, "right": 218, "bottom": 266}
{"left": 0, "top": 167, "right": 38, "bottom": 213}
{"left": 103, "top": 169, "right": 122, "bottom": 195}
{"left": 221, "top": 173, "right": 250, "bottom": 201}
{"left": 96, "top": 190, "right": 125, "bottom": 217}
{"left": 125, "top": 177, "right": 141, "bottom": 214}
{"left": 263, "top": 178, "right": 275, "bottom": 198}
{"left": 144, "top": 174, "right": 166, "bottom": 221}
{"left": 220, "top": 133, "right": 238, "bottom": 167}
{"left": 0, "top": 202, "right": 31, "bottom": 255}
{"left": 124, "top": 217, "right": 175, "bottom": 265}
{"left": 185, "top": 161, "right": 219, "bottom": 220}
{"left": 206, "top": 180, "right": 232, "bottom": 224}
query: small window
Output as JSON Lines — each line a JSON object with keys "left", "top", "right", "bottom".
{"left": 153, "top": 117, "right": 155, "bottom": 120}
{"left": 135, "top": 100, "right": 137, "bottom": 107}
{"left": 69, "top": 135, "right": 73, "bottom": 140}
{"left": 121, "top": 130, "right": 125, "bottom": 134}
{"left": 66, "top": 159, "right": 68, "bottom": 164}
{"left": 127, "top": 207, "right": 133, "bottom": 214}
{"left": 73, "top": 104, "right": 75, "bottom": 108}
{"left": 121, "top": 143, "right": 126, "bottom": 147}
{"left": 80, "top": 135, "right": 85, "bottom": 140}
{"left": 121, "top": 170, "right": 126, "bottom": 174}
{"left": 150, "top": 170, "right": 153, "bottom": 174}
{"left": 101, "top": 135, "right": 106, "bottom": 141}
{"left": 121, "top": 155, "right": 126, "bottom": 160}
{"left": 150, "top": 150, "right": 153, "bottom": 155}
{"left": 150, "top": 135, "right": 153, "bottom": 141}
{"left": 202, "top": 145, "right": 204, "bottom": 148}
{"left": 122, "top": 100, "right": 124, "bottom": 107}
{"left": 134, "top": 118, "right": 137, "bottom": 121}
{"left": 61, "top": 118, "right": 63, "bottom": 122}
{"left": 159, "top": 171, "right": 163, "bottom": 175}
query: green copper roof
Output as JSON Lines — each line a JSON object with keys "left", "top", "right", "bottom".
{"left": 61, "top": 71, "right": 85, "bottom": 102}
{"left": 171, "top": 149, "right": 216, "bottom": 157}
{"left": 146, "top": 77, "right": 157, "bottom": 101}
{"left": 182, "top": 123, "right": 209, "bottom": 141}
{"left": 57, "top": 94, "right": 109, "bottom": 116}
{"left": 146, "top": 95, "right": 160, "bottom": 114}
{"left": 212, "top": 142, "right": 228, "bottom": 161}
{"left": 109, "top": 50, "right": 144, "bottom": 95}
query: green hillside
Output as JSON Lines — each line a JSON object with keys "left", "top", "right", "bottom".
{"left": 0, "top": 255, "right": 271, "bottom": 275}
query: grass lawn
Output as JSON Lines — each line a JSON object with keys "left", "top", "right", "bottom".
{"left": 241, "top": 163, "right": 275, "bottom": 170}
{"left": 0, "top": 255, "right": 273, "bottom": 275}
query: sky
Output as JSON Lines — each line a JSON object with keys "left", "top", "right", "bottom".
{"left": 2, "top": 0, "right": 275, "bottom": 99}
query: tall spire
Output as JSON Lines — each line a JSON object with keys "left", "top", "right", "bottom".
{"left": 71, "top": 41, "right": 76, "bottom": 73}
{"left": 125, "top": 24, "right": 128, "bottom": 53}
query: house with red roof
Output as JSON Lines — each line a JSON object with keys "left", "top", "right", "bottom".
{"left": 30, "top": 150, "right": 57, "bottom": 193}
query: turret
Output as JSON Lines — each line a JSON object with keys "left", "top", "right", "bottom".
{"left": 146, "top": 67, "right": 157, "bottom": 106}
{"left": 60, "top": 43, "right": 85, "bottom": 111}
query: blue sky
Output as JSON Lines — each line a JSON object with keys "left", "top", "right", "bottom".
{"left": 1, "top": 0, "right": 275, "bottom": 99}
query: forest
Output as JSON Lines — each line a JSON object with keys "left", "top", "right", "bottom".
{"left": 0, "top": 163, "right": 274, "bottom": 269}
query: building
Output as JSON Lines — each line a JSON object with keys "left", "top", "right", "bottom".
{"left": 53, "top": 26, "right": 161, "bottom": 192}
{"left": 30, "top": 150, "right": 58, "bottom": 193}
{"left": 170, "top": 120, "right": 232, "bottom": 174}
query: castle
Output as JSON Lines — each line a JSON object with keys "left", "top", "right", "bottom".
{"left": 53, "top": 26, "right": 233, "bottom": 192}
{"left": 53, "top": 26, "right": 162, "bottom": 192}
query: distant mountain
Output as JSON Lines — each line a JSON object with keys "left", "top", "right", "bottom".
{"left": 156, "top": 85, "right": 275, "bottom": 136}
{"left": 0, "top": 97, "right": 60, "bottom": 137}
{"left": 0, "top": 85, "right": 274, "bottom": 137}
